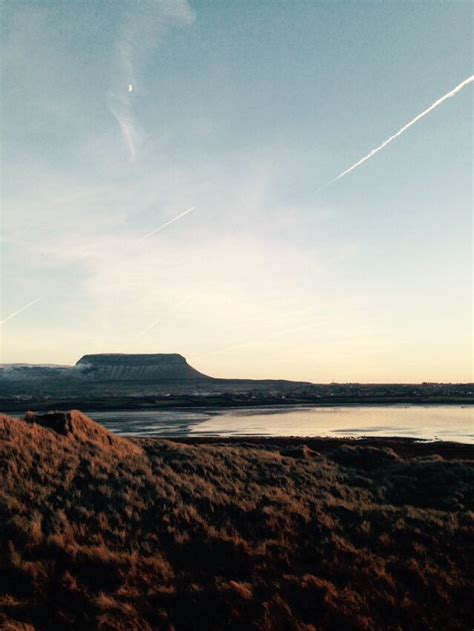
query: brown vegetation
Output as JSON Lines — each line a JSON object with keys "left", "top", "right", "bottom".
{"left": 0, "top": 410, "right": 473, "bottom": 630}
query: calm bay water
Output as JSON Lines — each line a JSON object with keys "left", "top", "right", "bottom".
{"left": 88, "top": 405, "right": 474, "bottom": 444}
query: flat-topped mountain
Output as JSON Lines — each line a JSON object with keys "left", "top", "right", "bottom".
{"left": 76, "top": 353, "right": 209, "bottom": 381}
{"left": 3, "top": 354, "right": 470, "bottom": 410}
{"left": 0, "top": 353, "right": 209, "bottom": 384}
{"left": 0, "top": 353, "right": 216, "bottom": 398}
{"left": 0, "top": 352, "right": 315, "bottom": 405}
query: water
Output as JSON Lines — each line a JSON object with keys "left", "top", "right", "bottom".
{"left": 87, "top": 405, "right": 474, "bottom": 443}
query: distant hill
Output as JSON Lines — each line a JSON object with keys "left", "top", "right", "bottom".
{"left": 0, "top": 353, "right": 211, "bottom": 393}
{"left": 0, "top": 353, "right": 312, "bottom": 387}
{"left": 0, "top": 353, "right": 311, "bottom": 402}
{"left": 2, "top": 355, "right": 471, "bottom": 410}
{"left": 0, "top": 353, "right": 209, "bottom": 384}
{"left": 76, "top": 353, "right": 210, "bottom": 381}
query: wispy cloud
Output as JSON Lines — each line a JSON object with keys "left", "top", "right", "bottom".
{"left": 127, "top": 293, "right": 197, "bottom": 351}
{"left": 0, "top": 298, "right": 41, "bottom": 325}
{"left": 141, "top": 206, "right": 196, "bottom": 240}
{"left": 317, "top": 75, "right": 474, "bottom": 193}
{"left": 108, "top": 0, "right": 195, "bottom": 162}
{"left": 107, "top": 95, "right": 142, "bottom": 162}
{"left": 135, "top": 317, "right": 161, "bottom": 339}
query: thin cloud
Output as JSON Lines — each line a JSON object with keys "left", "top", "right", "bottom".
{"left": 141, "top": 206, "right": 196, "bottom": 240}
{"left": 107, "top": 96, "right": 142, "bottom": 163}
{"left": 130, "top": 293, "right": 196, "bottom": 345}
{"left": 317, "top": 75, "right": 474, "bottom": 193}
{"left": 0, "top": 298, "right": 41, "bottom": 325}
{"left": 135, "top": 317, "right": 161, "bottom": 338}
{"left": 108, "top": 0, "right": 195, "bottom": 162}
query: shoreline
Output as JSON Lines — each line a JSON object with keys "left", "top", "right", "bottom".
{"left": 2, "top": 396, "right": 473, "bottom": 414}
{"left": 3, "top": 402, "right": 472, "bottom": 444}
{"left": 161, "top": 434, "right": 474, "bottom": 460}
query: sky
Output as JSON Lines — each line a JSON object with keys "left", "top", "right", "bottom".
{"left": 1, "top": 0, "right": 472, "bottom": 383}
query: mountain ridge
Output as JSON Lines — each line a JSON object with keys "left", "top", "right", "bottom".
{"left": 0, "top": 353, "right": 313, "bottom": 401}
{"left": 76, "top": 353, "right": 210, "bottom": 381}
{"left": 0, "top": 353, "right": 212, "bottom": 383}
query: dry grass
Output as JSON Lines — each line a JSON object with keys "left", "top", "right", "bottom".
{"left": 0, "top": 410, "right": 473, "bottom": 630}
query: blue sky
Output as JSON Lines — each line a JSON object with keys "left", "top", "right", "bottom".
{"left": 1, "top": 0, "right": 472, "bottom": 382}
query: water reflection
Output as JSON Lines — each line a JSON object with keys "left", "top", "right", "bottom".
{"left": 87, "top": 405, "right": 474, "bottom": 444}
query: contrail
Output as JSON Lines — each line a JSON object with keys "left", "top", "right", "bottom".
{"left": 135, "top": 317, "right": 160, "bottom": 338}
{"left": 316, "top": 75, "right": 474, "bottom": 193}
{"left": 129, "top": 293, "right": 196, "bottom": 344}
{"left": 0, "top": 298, "right": 41, "bottom": 325}
{"left": 141, "top": 207, "right": 196, "bottom": 240}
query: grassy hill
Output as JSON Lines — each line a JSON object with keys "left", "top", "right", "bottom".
{"left": 0, "top": 411, "right": 473, "bottom": 630}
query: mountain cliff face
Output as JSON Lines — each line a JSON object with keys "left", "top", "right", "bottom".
{"left": 76, "top": 353, "right": 209, "bottom": 381}
{"left": 0, "top": 353, "right": 307, "bottom": 401}
{"left": 0, "top": 354, "right": 211, "bottom": 397}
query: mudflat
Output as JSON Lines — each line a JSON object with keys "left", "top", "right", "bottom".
{"left": 1, "top": 411, "right": 473, "bottom": 630}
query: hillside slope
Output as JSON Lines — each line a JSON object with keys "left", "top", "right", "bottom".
{"left": 0, "top": 411, "right": 473, "bottom": 630}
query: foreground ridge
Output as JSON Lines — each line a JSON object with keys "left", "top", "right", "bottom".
{"left": 0, "top": 411, "right": 473, "bottom": 630}
{"left": 21, "top": 409, "right": 142, "bottom": 455}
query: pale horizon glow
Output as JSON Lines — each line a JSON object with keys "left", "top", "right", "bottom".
{"left": 1, "top": 1, "right": 472, "bottom": 382}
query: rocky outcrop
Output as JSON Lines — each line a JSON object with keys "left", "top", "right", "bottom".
{"left": 75, "top": 353, "right": 210, "bottom": 381}
{"left": 22, "top": 409, "right": 141, "bottom": 455}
